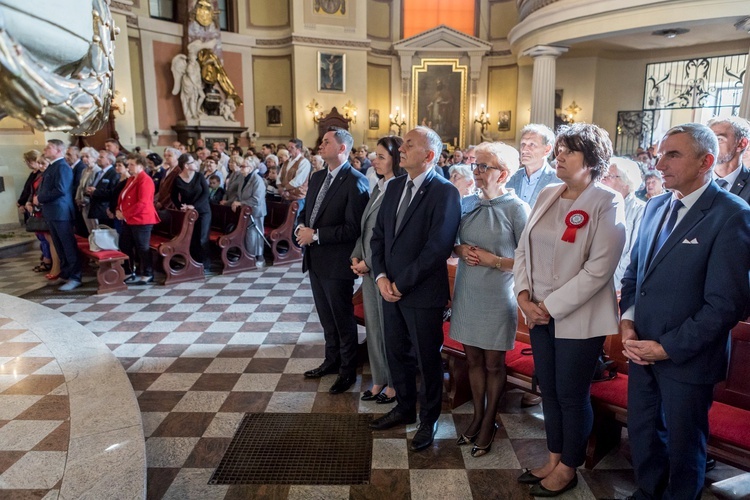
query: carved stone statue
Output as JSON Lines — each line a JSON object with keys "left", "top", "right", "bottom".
{"left": 197, "top": 49, "right": 243, "bottom": 108}
{"left": 171, "top": 41, "right": 206, "bottom": 121}
{"left": 220, "top": 99, "right": 236, "bottom": 122}
{"left": 0, "top": 0, "right": 116, "bottom": 134}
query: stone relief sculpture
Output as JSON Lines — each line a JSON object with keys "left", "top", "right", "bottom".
{"left": 171, "top": 41, "right": 205, "bottom": 121}
{"left": 0, "top": 0, "right": 117, "bottom": 134}
{"left": 170, "top": 38, "right": 241, "bottom": 123}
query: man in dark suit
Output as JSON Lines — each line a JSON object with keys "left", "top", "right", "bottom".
{"left": 708, "top": 116, "right": 750, "bottom": 205}
{"left": 369, "top": 126, "right": 461, "bottom": 451}
{"left": 86, "top": 150, "right": 119, "bottom": 227}
{"left": 37, "top": 139, "right": 82, "bottom": 291}
{"left": 296, "top": 127, "right": 369, "bottom": 394}
{"left": 619, "top": 123, "right": 750, "bottom": 500}
{"left": 66, "top": 146, "right": 88, "bottom": 236}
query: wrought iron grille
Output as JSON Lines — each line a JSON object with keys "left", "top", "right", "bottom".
{"left": 643, "top": 54, "right": 747, "bottom": 112}
{"left": 615, "top": 110, "right": 655, "bottom": 156}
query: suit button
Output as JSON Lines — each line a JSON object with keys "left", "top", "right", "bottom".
{"left": 640, "top": 291, "right": 646, "bottom": 296}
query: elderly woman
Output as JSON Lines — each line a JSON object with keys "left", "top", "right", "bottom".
{"left": 513, "top": 123, "right": 625, "bottom": 496}
{"left": 451, "top": 142, "right": 529, "bottom": 457}
{"left": 172, "top": 153, "right": 212, "bottom": 274}
{"left": 221, "top": 156, "right": 243, "bottom": 205}
{"left": 264, "top": 154, "right": 280, "bottom": 196}
{"left": 311, "top": 154, "right": 325, "bottom": 173}
{"left": 450, "top": 163, "right": 476, "bottom": 198}
{"left": 232, "top": 157, "right": 267, "bottom": 266}
{"left": 351, "top": 136, "right": 405, "bottom": 404}
{"left": 22, "top": 150, "right": 59, "bottom": 278}
{"left": 146, "top": 152, "right": 164, "bottom": 192}
{"left": 108, "top": 158, "right": 131, "bottom": 233}
{"left": 602, "top": 157, "right": 645, "bottom": 290}
{"left": 117, "top": 155, "right": 160, "bottom": 285}
{"left": 202, "top": 157, "right": 224, "bottom": 187}
{"left": 75, "top": 147, "right": 101, "bottom": 233}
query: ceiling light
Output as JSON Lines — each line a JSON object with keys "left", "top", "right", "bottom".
{"left": 651, "top": 28, "right": 690, "bottom": 38}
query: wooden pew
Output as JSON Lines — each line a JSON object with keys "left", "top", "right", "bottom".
{"left": 265, "top": 198, "right": 303, "bottom": 265}
{"left": 74, "top": 235, "right": 129, "bottom": 294}
{"left": 149, "top": 208, "right": 204, "bottom": 285}
{"left": 209, "top": 204, "right": 257, "bottom": 274}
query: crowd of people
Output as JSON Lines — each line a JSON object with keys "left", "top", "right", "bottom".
{"left": 16, "top": 115, "right": 750, "bottom": 498}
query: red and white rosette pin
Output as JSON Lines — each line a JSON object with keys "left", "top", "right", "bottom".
{"left": 562, "top": 210, "right": 589, "bottom": 243}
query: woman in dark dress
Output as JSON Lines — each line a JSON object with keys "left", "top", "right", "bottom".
{"left": 171, "top": 153, "right": 212, "bottom": 274}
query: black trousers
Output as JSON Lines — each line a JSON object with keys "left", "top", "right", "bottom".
{"left": 530, "top": 320, "right": 604, "bottom": 467}
{"left": 191, "top": 211, "right": 212, "bottom": 270}
{"left": 48, "top": 219, "right": 81, "bottom": 282}
{"left": 120, "top": 223, "right": 153, "bottom": 277}
{"left": 308, "top": 269, "right": 358, "bottom": 377}
{"left": 382, "top": 301, "right": 444, "bottom": 424}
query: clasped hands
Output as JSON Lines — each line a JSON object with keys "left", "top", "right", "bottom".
{"left": 517, "top": 291, "right": 550, "bottom": 330}
{"left": 295, "top": 226, "right": 315, "bottom": 246}
{"left": 619, "top": 320, "right": 668, "bottom": 365}
{"left": 179, "top": 204, "right": 194, "bottom": 212}
{"left": 455, "top": 244, "right": 495, "bottom": 267}
{"left": 350, "top": 258, "right": 369, "bottom": 277}
{"left": 377, "top": 277, "right": 402, "bottom": 303}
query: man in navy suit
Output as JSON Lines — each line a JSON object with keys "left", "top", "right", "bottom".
{"left": 37, "top": 139, "right": 82, "bottom": 291}
{"left": 65, "top": 146, "right": 88, "bottom": 236}
{"left": 620, "top": 123, "right": 750, "bottom": 500}
{"left": 369, "top": 126, "right": 461, "bottom": 451}
{"left": 296, "top": 127, "right": 369, "bottom": 394}
{"left": 708, "top": 116, "right": 750, "bottom": 205}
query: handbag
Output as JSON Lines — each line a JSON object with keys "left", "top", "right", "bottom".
{"left": 88, "top": 224, "right": 119, "bottom": 252}
{"left": 25, "top": 214, "right": 49, "bottom": 233}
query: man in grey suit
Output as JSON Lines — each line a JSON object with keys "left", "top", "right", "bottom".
{"left": 506, "top": 123, "right": 560, "bottom": 207}
{"left": 708, "top": 116, "right": 750, "bottom": 205}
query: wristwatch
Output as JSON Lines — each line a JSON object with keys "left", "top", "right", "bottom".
{"left": 494, "top": 258, "right": 503, "bottom": 270}
{"left": 312, "top": 231, "right": 319, "bottom": 244}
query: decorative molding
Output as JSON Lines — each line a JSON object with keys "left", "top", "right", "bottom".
{"left": 111, "top": 0, "right": 137, "bottom": 20}
{"left": 517, "top": 0, "right": 560, "bottom": 21}
{"left": 126, "top": 16, "right": 139, "bottom": 29}
{"left": 489, "top": 50, "right": 512, "bottom": 56}
{"left": 256, "top": 36, "right": 294, "bottom": 47}
{"left": 292, "top": 36, "right": 371, "bottom": 49}
{"left": 371, "top": 47, "right": 393, "bottom": 56}
{"left": 393, "top": 25, "right": 492, "bottom": 53}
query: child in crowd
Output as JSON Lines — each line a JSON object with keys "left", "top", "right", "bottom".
{"left": 208, "top": 174, "right": 225, "bottom": 204}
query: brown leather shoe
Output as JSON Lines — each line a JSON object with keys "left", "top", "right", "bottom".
{"left": 521, "top": 393, "right": 542, "bottom": 407}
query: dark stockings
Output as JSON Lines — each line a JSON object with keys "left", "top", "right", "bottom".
{"left": 464, "top": 345, "right": 507, "bottom": 446}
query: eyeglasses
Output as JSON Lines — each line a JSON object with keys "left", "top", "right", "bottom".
{"left": 470, "top": 163, "right": 501, "bottom": 173}
{"left": 603, "top": 174, "right": 622, "bottom": 180}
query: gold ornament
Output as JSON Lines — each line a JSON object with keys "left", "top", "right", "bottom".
{"left": 195, "top": 0, "right": 215, "bottom": 27}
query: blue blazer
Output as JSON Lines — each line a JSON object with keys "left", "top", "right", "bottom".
{"left": 38, "top": 158, "right": 75, "bottom": 222}
{"left": 506, "top": 162, "right": 560, "bottom": 207}
{"left": 371, "top": 168, "right": 461, "bottom": 309}
{"left": 729, "top": 164, "right": 750, "bottom": 205}
{"left": 620, "top": 181, "right": 750, "bottom": 385}
{"left": 298, "top": 162, "right": 370, "bottom": 280}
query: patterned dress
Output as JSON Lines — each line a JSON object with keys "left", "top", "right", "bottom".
{"left": 449, "top": 192, "right": 529, "bottom": 351}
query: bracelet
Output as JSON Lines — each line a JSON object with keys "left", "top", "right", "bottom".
{"left": 494, "top": 258, "right": 503, "bottom": 270}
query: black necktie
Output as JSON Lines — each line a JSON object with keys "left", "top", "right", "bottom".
{"left": 395, "top": 180, "right": 414, "bottom": 231}
{"left": 653, "top": 199, "right": 684, "bottom": 259}
{"left": 716, "top": 178, "right": 729, "bottom": 190}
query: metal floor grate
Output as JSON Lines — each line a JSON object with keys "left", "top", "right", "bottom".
{"left": 209, "top": 413, "right": 373, "bottom": 485}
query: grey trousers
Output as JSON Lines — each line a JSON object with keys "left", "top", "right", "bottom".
{"left": 361, "top": 273, "right": 392, "bottom": 387}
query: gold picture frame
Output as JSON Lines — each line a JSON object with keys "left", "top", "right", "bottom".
{"left": 412, "top": 59, "right": 467, "bottom": 146}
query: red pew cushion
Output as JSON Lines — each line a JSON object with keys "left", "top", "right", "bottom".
{"left": 709, "top": 402, "right": 750, "bottom": 449}
{"left": 589, "top": 374, "right": 629, "bottom": 409}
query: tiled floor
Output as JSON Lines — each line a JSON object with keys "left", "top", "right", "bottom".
{"left": 0, "top": 249, "right": 748, "bottom": 499}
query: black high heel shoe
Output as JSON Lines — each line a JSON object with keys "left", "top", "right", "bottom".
{"left": 456, "top": 428, "right": 480, "bottom": 446}
{"left": 470, "top": 422, "right": 499, "bottom": 457}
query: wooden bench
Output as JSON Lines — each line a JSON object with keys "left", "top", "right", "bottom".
{"left": 265, "top": 199, "right": 303, "bottom": 265}
{"left": 74, "top": 235, "right": 129, "bottom": 294}
{"left": 209, "top": 204, "right": 257, "bottom": 274}
{"left": 150, "top": 208, "right": 204, "bottom": 285}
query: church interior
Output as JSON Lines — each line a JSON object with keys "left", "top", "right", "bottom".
{"left": 0, "top": 0, "right": 749, "bottom": 498}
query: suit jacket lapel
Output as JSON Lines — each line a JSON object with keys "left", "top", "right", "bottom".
{"left": 645, "top": 187, "right": 716, "bottom": 278}
{"left": 311, "top": 164, "right": 350, "bottom": 227}
{"left": 395, "top": 170, "right": 433, "bottom": 238}
{"left": 731, "top": 165, "right": 750, "bottom": 195}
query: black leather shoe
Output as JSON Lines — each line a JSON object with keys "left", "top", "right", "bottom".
{"left": 517, "top": 468, "right": 543, "bottom": 484}
{"left": 375, "top": 393, "right": 396, "bottom": 404}
{"left": 528, "top": 474, "right": 578, "bottom": 497}
{"left": 329, "top": 375, "right": 356, "bottom": 394}
{"left": 706, "top": 458, "right": 716, "bottom": 472}
{"left": 369, "top": 409, "right": 416, "bottom": 430}
{"left": 410, "top": 421, "right": 438, "bottom": 451}
{"left": 304, "top": 365, "right": 339, "bottom": 378}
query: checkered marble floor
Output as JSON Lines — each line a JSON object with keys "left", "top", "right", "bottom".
{"left": 0, "top": 249, "right": 747, "bottom": 499}
{"left": 0, "top": 314, "right": 68, "bottom": 498}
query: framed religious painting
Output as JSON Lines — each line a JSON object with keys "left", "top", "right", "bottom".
{"left": 412, "top": 59, "right": 468, "bottom": 146}
{"left": 318, "top": 52, "right": 345, "bottom": 93}
{"left": 368, "top": 109, "right": 380, "bottom": 130}
{"left": 266, "top": 105, "right": 282, "bottom": 127}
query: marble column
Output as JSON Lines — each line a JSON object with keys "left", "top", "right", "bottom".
{"left": 522, "top": 45, "right": 568, "bottom": 128}
{"left": 739, "top": 44, "right": 750, "bottom": 120}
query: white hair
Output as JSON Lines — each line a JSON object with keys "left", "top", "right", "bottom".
{"left": 609, "top": 157, "right": 642, "bottom": 193}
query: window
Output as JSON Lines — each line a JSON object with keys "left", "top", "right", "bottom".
{"left": 217, "top": 0, "right": 230, "bottom": 31}
{"left": 149, "top": 0, "right": 175, "bottom": 21}
{"left": 403, "top": 0, "right": 475, "bottom": 39}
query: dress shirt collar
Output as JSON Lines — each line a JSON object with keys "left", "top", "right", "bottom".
{"left": 670, "top": 180, "right": 711, "bottom": 211}
{"left": 327, "top": 161, "right": 346, "bottom": 181}
{"left": 713, "top": 165, "right": 742, "bottom": 188}
{"left": 406, "top": 168, "right": 430, "bottom": 192}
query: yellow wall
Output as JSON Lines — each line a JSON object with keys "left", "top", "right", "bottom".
{"left": 367, "top": 0, "right": 392, "bottom": 40}
{"left": 128, "top": 38, "right": 146, "bottom": 148}
{"left": 489, "top": 1, "right": 518, "bottom": 40}
{"left": 487, "top": 65, "right": 519, "bottom": 141}
{"left": 367, "top": 64, "right": 392, "bottom": 141}
{"left": 243, "top": 0, "right": 290, "bottom": 29}
{"left": 253, "top": 56, "right": 294, "bottom": 139}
